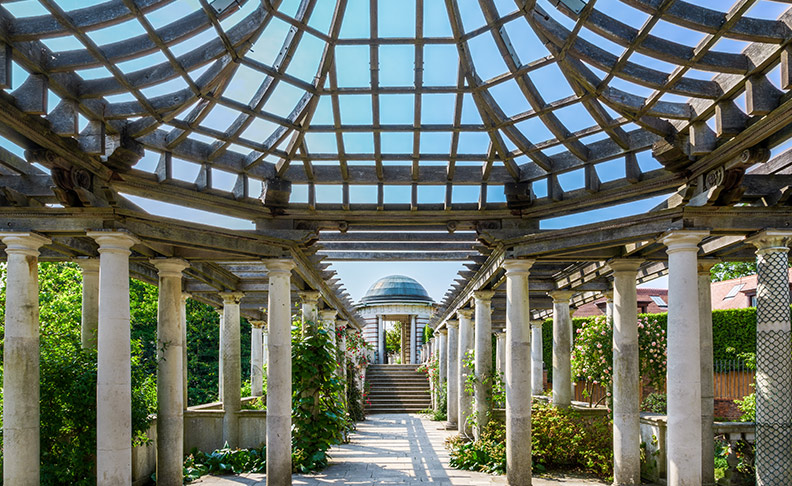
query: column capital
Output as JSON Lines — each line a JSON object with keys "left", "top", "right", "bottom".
{"left": 495, "top": 330, "right": 507, "bottom": 337}
{"left": 602, "top": 290, "right": 614, "bottom": 302}
{"left": 74, "top": 256, "right": 100, "bottom": 273}
{"left": 661, "top": 229, "right": 709, "bottom": 253}
{"left": 697, "top": 259, "right": 720, "bottom": 274}
{"left": 87, "top": 230, "right": 140, "bottom": 253}
{"left": 264, "top": 258, "right": 295, "bottom": 275}
{"left": 473, "top": 290, "right": 496, "bottom": 302}
{"left": 1, "top": 232, "right": 51, "bottom": 255}
{"left": 746, "top": 229, "right": 792, "bottom": 252}
{"left": 151, "top": 258, "right": 190, "bottom": 278}
{"left": 607, "top": 258, "right": 644, "bottom": 273}
{"left": 438, "top": 328, "right": 448, "bottom": 336}
{"left": 298, "top": 290, "right": 321, "bottom": 304}
{"left": 530, "top": 320, "right": 544, "bottom": 329}
{"left": 319, "top": 309, "right": 338, "bottom": 322}
{"left": 249, "top": 320, "right": 267, "bottom": 329}
{"left": 181, "top": 292, "right": 192, "bottom": 303}
{"left": 502, "top": 258, "right": 535, "bottom": 275}
{"left": 457, "top": 308, "right": 474, "bottom": 320}
{"left": 336, "top": 320, "right": 348, "bottom": 329}
{"left": 547, "top": 290, "right": 576, "bottom": 303}
{"left": 219, "top": 291, "right": 245, "bottom": 305}
{"left": 446, "top": 319, "right": 459, "bottom": 329}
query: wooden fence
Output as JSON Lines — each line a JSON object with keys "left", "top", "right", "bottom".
{"left": 571, "top": 359, "right": 754, "bottom": 406}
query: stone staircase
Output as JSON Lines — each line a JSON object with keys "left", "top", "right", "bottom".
{"left": 365, "top": 364, "right": 431, "bottom": 413}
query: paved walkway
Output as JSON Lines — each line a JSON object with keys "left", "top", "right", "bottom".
{"left": 196, "top": 414, "right": 609, "bottom": 485}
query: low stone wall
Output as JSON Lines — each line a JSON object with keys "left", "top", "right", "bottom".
{"left": 130, "top": 398, "right": 268, "bottom": 486}
{"left": 640, "top": 413, "right": 755, "bottom": 485}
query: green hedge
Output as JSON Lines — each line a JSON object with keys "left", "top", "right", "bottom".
{"left": 539, "top": 307, "right": 774, "bottom": 381}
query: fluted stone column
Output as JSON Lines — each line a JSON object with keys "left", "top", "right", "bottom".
{"left": 748, "top": 230, "right": 792, "bottom": 485}
{"left": 75, "top": 257, "right": 100, "bottom": 349}
{"left": 299, "top": 290, "right": 320, "bottom": 334}
{"left": 446, "top": 320, "right": 460, "bottom": 428}
{"left": 182, "top": 293, "right": 190, "bottom": 408}
{"left": 608, "top": 259, "right": 643, "bottom": 486}
{"left": 265, "top": 259, "right": 295, "bottom": 486}
{"left": 250, "top": 320, "right": 266, "bottom": 397}
{"left": 2, "top": 232, "right": 50, "bottom": 486}
{"left": 220, "top": 291, "right": 244, "bottom": 447}
{"left": 320, "top": 309, "right": 338, "bottom": 340}
{"left": 88, "top": 231, "right": 138, "bottom": 485}
{"left": 410, "top": 315, "right": 418, "bottom": 364}
{"left": 377, "top": 315, "right": 386, "bottom": 364}
{"left": 457, "top": 308, "right": 475, "bottom": 438}
{"left": 152, "top": 258, "right": 189, "bottom": 486}
{"left": 531, "top": 321, "right": 544, "bottom": 395}
{"left": 495, "top": 331, "right": 506, "bottom": 375}
{"left": 549, "top": 290, "right": 575, "bottom": 408}
{"left": 474, "top": 290, "right": 495, "bottom": 438}
{"left": 400, "top": 319, "right": 408, "bottom": 364}
{"left": 503, "top": 259, "right": 535, "bottom": 486}
{"left": 698, "top": 261, "right": 717, "bottom": 486}
{"left": 662, "top": 230, "right": 709, "bottom": 486}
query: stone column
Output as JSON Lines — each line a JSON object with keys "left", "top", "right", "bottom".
{"left": 446, "top": 320, "right": 460, "bottom": 428}
{"left": 75, "top": 257, "right": 100, "bottom": 349}
{"left": 220, "top": 291, "right": 245, "bottom": 447}
{"left": 531, "top": 321, "right": 544, "bottom": 395}
{"left": 182, "top": 293, "right": 190, "bottom": 408}
{"left": 495, "top": 331, "right": 506, "bottom": 375}
{"left": 298, "top": 290, "right": 320, "bottom": 334}
{"left": 265, "top": 259, "right": 295, "bottom": 486}
{"left": 698, "top": 261, "right": 717, "bottom": 486}
{"left": 608, "top": 259, "right": 643, "bottom": 486}
{"left": 250, "top": 320, "right": 266, "bottom": 397}
{"left": 377, "top": 315, "right": 386, "bottom": 364}
{"left": 217, "top": 308, "right": 224, "bottom": 397}
{"left": 152, "top": 258, "right": 189, "bottom": 486}
{"left": 748, "top": 230, "right": 792, "bottom": 485}
{"left": 337, "top": 320, "right": 348, "bottom": 378}
{"left": 457, "top": 308, "right": 475, "bottom": 438}
{"left": 662, "top": 230, "right": 709, "bottom": 486}
{"left": 473, "top": 290, "right": 495, "bottom": 438}
{"left": 410, "top": 315, "right": 418, "bottom": 364}
{"left": 503, "top": 259, "right": 535, "bottom": 486}
{"left": 400, "top": 319, "right": 407, "bottom": 364}
{"left": 438, "top": 329, "right": 448, "bottom": 384}
{"left": 87, "top": 231, "right": 138, "bottom": 485}
{"left": 600, "top": 290, "right": 613, "bottom": 321}
{"left": 2, "top": 232, "right": 50, "bottom": 486}
{"left": 549, "top": 290, "right": 575, "bottom": 408}
{"left": 320, "top": 309, "right": 337, "bottom": 339}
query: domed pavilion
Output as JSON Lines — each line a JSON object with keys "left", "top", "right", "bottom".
{"left": 357, "top": 276, "right": 435, "bottom": 365}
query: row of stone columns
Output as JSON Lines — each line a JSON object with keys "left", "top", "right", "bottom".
{"left": 1, "top": 230, "right": 305, "bottom": 486}
{"left": 430, "top": 229, "right": 792, "bottom": 486}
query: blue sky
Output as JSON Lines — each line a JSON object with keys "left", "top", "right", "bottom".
{"left": 3, "top": 0, "right": 790, "bottom": 300}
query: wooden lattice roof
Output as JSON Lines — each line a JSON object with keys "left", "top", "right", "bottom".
{"left": 2, "top": 0, "right": 792, "bottom": 323}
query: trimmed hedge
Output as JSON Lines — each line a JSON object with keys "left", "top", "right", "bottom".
{"left": 540, "top": 307, "right": 774, "bottom": 381}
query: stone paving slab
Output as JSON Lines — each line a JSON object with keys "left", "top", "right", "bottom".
{"left": 195, "top": 414, "right": 609, "bottom": 485}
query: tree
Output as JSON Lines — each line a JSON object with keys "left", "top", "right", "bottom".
{"left": 710, "top": 262, "right": 757, "bottom": 282}
{"left": 385, "top": 322, "right": 402, "bottom": 357}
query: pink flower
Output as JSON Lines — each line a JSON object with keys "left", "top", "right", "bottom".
{"left": 596, "top": 343, "right": 602, "bottom": 348}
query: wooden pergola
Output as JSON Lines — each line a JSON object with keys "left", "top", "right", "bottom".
{"left": 2, "top": 1, "right": 792, "bottom": 485}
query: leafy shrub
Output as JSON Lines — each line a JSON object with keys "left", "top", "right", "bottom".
{"left": 736, "top": 393, "right": 755, "bottom": 422}
{"left": 183, "top": 444, "right": 266, "bottom": 482}
{"left": 447, "top": 401, "right": 613, "bottom": 479}
{"left": 641, "top": 393, "right": 667, "bottom": 414}
{"left": 447, "top": 420, "right": 505, "bottom": 474}
{"left": 291, "top": 323, "right": 350, "bottom": 473}
{"left": 571, "top": 315, "right": 666, "bottom": 406}
{"left": 0, "top": 263, "right": 156, "bottom": 486}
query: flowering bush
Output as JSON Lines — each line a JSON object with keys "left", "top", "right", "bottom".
{"left": 571, "top": 315, "right": 667, "bottom": 406}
